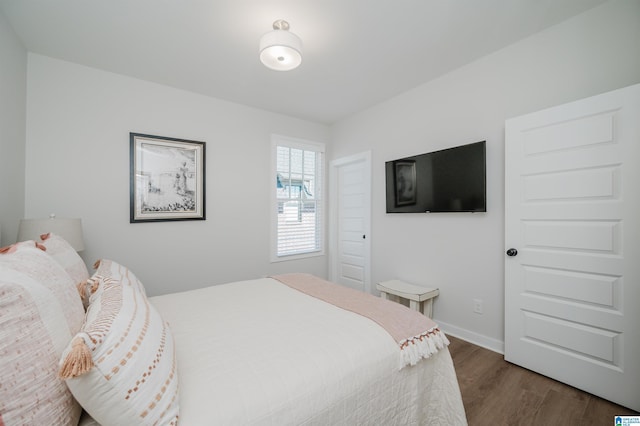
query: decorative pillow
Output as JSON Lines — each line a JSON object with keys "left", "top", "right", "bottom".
{"left": 39, "top": 232, "right": 90, "bottom": 284}
{"left": 59, "top": 259, "right": 179, "bottom": 426}
{"left": 0, "top": 241, "right": 84, "bottom": 426}
{"left": 89, "top": 258, "right": 147, "bottom": 296}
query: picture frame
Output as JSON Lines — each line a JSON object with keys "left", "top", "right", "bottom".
{"left": 394, "top": 160, "right": 417, "bottom": 206}
{"left": 130, "top": 133, "right": 206, "bottom": 223}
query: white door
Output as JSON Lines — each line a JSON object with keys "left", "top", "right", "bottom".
{"left": 505, "top": 84, "right": 640, "bottom": 411}
{"left": 329, "top": 152, "right": 371, "bottom": 293}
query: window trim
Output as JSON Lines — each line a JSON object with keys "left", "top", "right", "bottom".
{"left": 270, "top": 134, "right": 326, "bottom": 263}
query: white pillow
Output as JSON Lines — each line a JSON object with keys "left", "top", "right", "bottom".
{"left": 39, "top": 232, "right": 90, "bottom": 284}
{"left": 0, "top": 241, "right": 84, "bottom": 425}
{"left": 59, "top": 259, "right": 179, "bottom": 426}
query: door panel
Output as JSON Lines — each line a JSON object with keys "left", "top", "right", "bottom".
{"left": 505, "top": 84, "right": 640, "bottom": 410}
{"left": 523, "top": 266, "right": 617, "bottom": 306}
{"left": 522, "top": 220, "right": 620, "bottom": 252}
{"left": 524, "top": 167, "right": 618, "bottom": 200}
{"left": 329, "top": 152, "right": 371, "bottom": 293}
{"left": 522, "top": 111, "right": 614, "bottom": 154}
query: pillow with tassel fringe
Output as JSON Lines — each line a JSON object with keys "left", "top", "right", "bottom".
{"left": 39, "top": 232, "right": 90, "bottom": 285}
{"left": 0, "top": 241, "right": 84, "bottom": 426}
{"left": 58, "top": 259, "right": 179, "bottom": 426}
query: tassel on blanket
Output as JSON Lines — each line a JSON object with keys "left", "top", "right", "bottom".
{"left": 399, "top": 327, "right": 450, "bottom": 368}
{"left": 59, "top": 336, "right": 94, "bottom": 379}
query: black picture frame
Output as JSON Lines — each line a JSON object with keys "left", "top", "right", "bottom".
{"left": 130, "top": 133, "right": 206, "bottom": 223}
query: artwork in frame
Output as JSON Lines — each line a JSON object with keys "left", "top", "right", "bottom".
{"left": 130, "top": 133, "right": 206, "bottom": 223}
{"left": 394, "top": 160, "right": 417, "bottom": 206}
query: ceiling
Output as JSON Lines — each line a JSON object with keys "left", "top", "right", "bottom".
{"left": 0, "top": 0, "right": 609, "bottom": 124}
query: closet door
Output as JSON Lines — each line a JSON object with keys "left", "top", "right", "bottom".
{"left": 329, "top": 152, "right": 371, "bottom": 293}
{"left": 504, "top": 84, "right": 640, "bottom": 411}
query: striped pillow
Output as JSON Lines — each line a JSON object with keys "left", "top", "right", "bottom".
{"left": 0, "top": 241, "right": 84, "bottom": 426}
{"left": 59, "top": 259, "right": 179, "bottom": 425}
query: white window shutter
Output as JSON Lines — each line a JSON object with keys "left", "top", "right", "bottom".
{"left": 272, "top": 136, "right": 325, "bottom": 260}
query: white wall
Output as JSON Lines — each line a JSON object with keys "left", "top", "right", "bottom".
{"left": 0, "top": 11, "right": 27, "bottom": 246}
{"left": 329, "top": 0, "right": 640, "bottom": 351}
{"left": 25, "top": 54, "right": 330, "bottom": 296}
{"left": 19, "top": 0, "right": 640, "bottom": 346}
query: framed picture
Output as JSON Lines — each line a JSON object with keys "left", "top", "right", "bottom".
{"left": 394, "top": 160, "right": 417, "bottom": 206}
{"left": 130, "top": 133, "right": 206, "bottom": 223}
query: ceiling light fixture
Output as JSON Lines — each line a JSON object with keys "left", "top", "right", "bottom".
{"left": 259, "top": 20, "right": 302, "bottom": 71}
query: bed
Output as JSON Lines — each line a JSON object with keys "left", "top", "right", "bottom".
{"left": 0, "top": 234, "right": 467, "bottom": 425}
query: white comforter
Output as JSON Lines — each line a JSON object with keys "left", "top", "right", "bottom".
{"left": 143, "top": 277, "right": 467, "bottom": 425}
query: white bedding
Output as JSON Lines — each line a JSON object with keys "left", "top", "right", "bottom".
{"left": 139, "top": 277, "right": 467, "bottom": 425}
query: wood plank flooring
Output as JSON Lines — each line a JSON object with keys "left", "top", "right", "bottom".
{"left": 447, "top": 335, "right": 638, "bottom": 426}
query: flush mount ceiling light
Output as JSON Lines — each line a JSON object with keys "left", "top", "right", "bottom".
{"left": 259, "top": 19, "right": 302, "bottom": 71}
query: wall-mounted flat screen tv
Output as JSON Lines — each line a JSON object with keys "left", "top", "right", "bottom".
{"left": 385, "top": 141, "right": 486, "bottom": 213}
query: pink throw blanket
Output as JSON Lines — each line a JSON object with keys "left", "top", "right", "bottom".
{"left": 271, "top": 273, "right": 449, "bottom": 368}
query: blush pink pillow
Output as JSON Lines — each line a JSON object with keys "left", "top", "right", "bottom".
{"left": 0, "top": 241, "right": 85, "bottom": 425}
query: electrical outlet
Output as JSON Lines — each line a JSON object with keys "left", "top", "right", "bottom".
{"left": 473, "top": 299, "right": 483, "bottom": 314}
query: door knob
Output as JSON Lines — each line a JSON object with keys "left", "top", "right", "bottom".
{"left": 506, "top": 248, "right": 518, "bottom": 257}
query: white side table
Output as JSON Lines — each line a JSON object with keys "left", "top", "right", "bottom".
{"left": 376, "top": 280, "right": 439, "bottom": 318}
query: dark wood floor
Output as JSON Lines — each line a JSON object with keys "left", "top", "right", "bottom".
{"left": 447, "top": 335, "right": 638, "bottom": 426}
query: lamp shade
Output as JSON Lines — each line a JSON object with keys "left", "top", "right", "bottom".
{"left": 259, "top": 20, "right": 302, "bottom": 71}
{"left": 18, "top": 216, "right": 85, "bottom": 251}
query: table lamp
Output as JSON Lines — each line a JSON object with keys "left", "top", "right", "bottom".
{"left": 17, "top": 214, "right": 85, "bottom": 251}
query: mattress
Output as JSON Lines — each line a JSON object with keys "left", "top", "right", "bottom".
{"left": 137, "top": 277, "right": 467, "bottom": 425}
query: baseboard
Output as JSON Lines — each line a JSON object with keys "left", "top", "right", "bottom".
{"left": 436, "top": 320, "right": 505, "bottom": 354}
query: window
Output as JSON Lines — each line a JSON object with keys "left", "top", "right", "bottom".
{"left": 271, "top": 135, "right": 324, "bottom": 261}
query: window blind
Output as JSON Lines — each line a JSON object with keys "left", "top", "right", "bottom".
{"left": 273, "top": 137, "right": 324, "bottom": 259}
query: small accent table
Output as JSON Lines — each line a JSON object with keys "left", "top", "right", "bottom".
{"left": 376, "top": 280, "right": 439, "bottom": 318}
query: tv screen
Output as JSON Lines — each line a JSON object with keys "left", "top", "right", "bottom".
{"left": 385, "top": 141, "right": 486, "bottom": 213}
